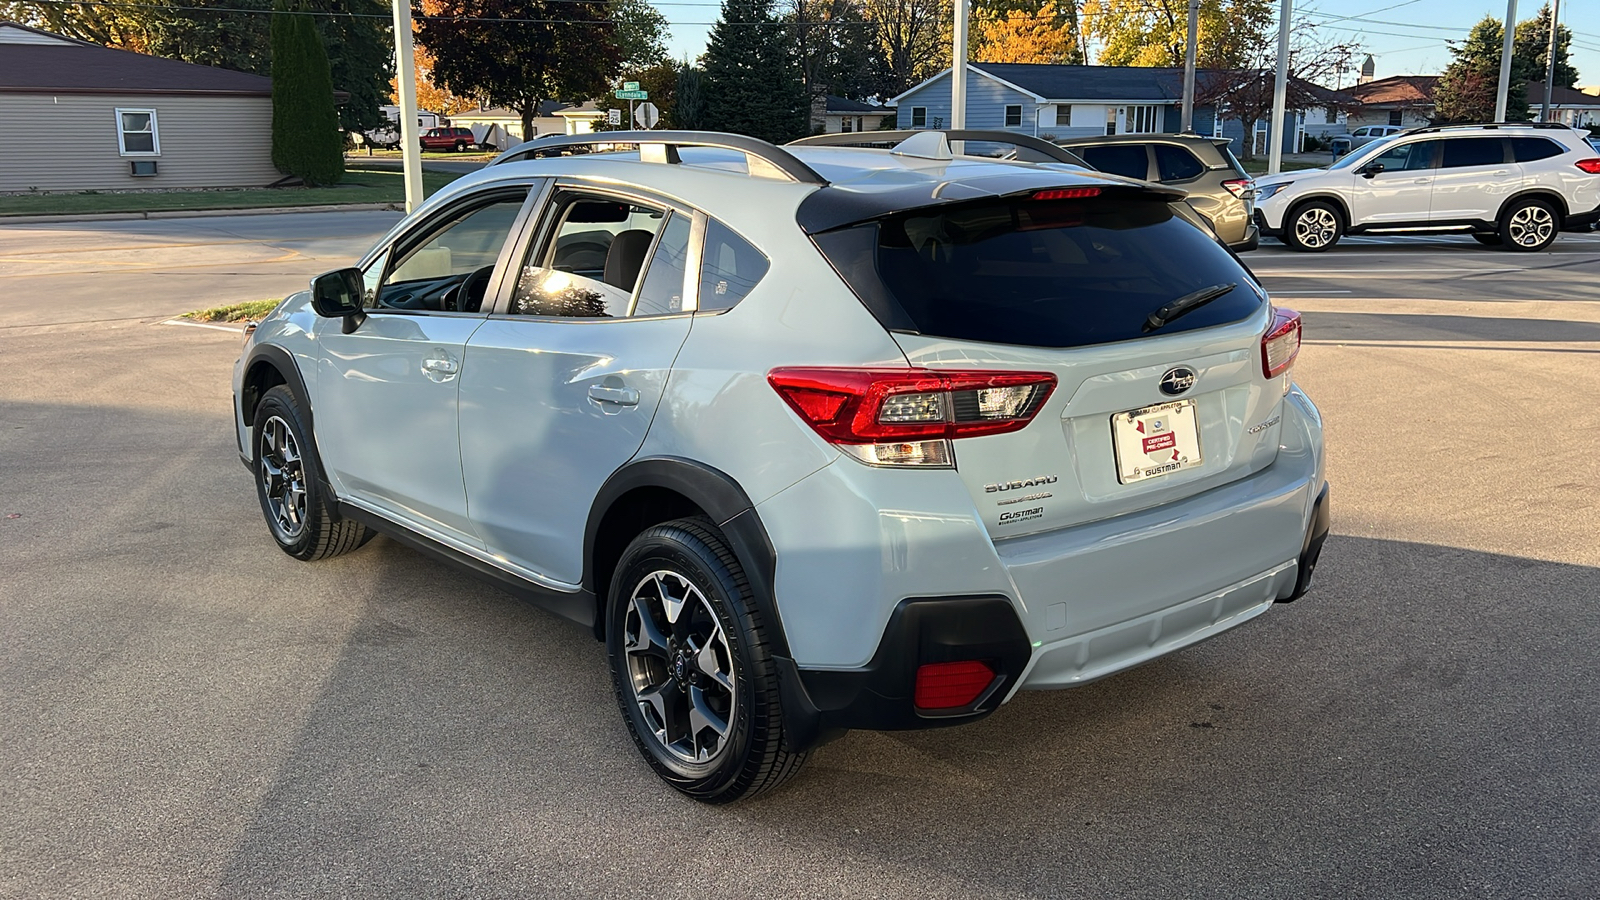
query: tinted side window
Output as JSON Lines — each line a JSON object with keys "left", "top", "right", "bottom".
{"left": 631, "top": 212, "right": 691, "bottom": 317}
{"left": 1154, "top": 144, "right": 1205, "bottom": 181}
{"left": 1510, "top": 137, "right": 1563, "bottom": 162}
{"left": 1079, "top": 144, "right": 1149, "bottom": 179}
{"left": 698, "top": 220, "right": 768, "bottom": 312}
{"left": 511, "top": 196, "right": 667, "bottom": 318}
{"left": 1441, "top": 138, "right": 1506, "bottom": 168}
{"left": 1370, "top": 140, "right": 1436, "bottom": 172}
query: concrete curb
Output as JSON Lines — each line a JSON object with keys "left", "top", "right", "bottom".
{"left": 0, "top": 202, "right": 401, "bottom": 225}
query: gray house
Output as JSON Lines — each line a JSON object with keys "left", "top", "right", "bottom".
{"left": 0, "top": 21, "right": 281, "bottom": 192}
{"left": 892, "top": 63, "right": 1343, "bottom": 157}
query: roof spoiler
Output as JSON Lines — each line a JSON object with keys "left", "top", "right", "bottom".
{"left": 491, "top": 130, "right": 829, "bottom": 185}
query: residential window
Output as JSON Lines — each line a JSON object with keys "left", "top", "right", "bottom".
{"left": 1388, "top": 110, "right": 1403, "bottom": 127}
{"left": 911, "top": 106, "right": 927, "bottom": 128}
{"left": 1005, "top": 104, "right": 1023, "bottom": 127}
{"left": 116, "top": 108, "right": 159, "bottom": 156}
{"left": 842, "top": 116, "right": 854, "bottom": 133}
{"left": 1127, "top": 105, "right": 1159, "bottom": 134}
{"left": 1059, "top": 105, "right": 1072, "bottom": 126}
{"left": 1325, "top": 108, "right": 1337, "bottom": 124}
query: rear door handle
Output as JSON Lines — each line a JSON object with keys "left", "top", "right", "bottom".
{"left": 588, "top": 384, "right": 640, "bottom": 406}
{"left": 422, "top": 357, "right": 458, "bottom": 375}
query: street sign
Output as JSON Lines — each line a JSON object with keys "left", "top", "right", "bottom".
{"left": 607, "top": 108, "right": 621, "bottom": 126}
{"left": 622, "top": 81, "right": 640, "bottom": 92}
{"left": 614, "top": 89, "right": 648, "bottom": 100}
{"left": 634, "top": 102, "right": 660, "bottom": 129}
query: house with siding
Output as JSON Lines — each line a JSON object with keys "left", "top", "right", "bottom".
{"left": 1524, "top": 82, "right": 1600, "bottom": 129}
{"left": 891, "top": 63, "right": 1350, "bottom": 157}
{"left": 0, "top": 21, "right": 281, "bottom": 193}
{"left": 1343, "top": 75, "right": 1439, "bottom": 130}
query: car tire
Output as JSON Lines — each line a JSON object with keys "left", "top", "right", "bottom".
{"left": 1283, "top": 201, "right": 1343, "bottom": 252}
{"left": 607, "top": 518, "right": 807, "bottom": 803}
{"left": 1498, "top": 198, "right": 1559, "bottom": 252}
{"left": 454, "top": 141, "right": 467, "bottom": 152}
{"left": 1471, "top": 233, "right": 1503, "bottom": 246}
{"left": 252, "top": 385, "right": 372, "bottom": 561}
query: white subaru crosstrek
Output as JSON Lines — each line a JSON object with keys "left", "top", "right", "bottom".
{"left": 1257, "top": 122, "right": 1600, "bottom": 251}
{"left": 234, "top": 131, "right": 1329, "bottom": 802}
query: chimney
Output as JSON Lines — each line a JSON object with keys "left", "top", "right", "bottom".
{"left": 1359, "top": 55, "right": 1375, "bottom": 85}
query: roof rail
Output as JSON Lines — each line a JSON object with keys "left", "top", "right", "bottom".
{"left": 1405, "top": 121, "right": 1575, "bottom": 135}
{"left": 788, "top": 130, "right": 1090, "bottom": 168}
{"left": 490, "top": 130, "right": 829, "bottom": 185}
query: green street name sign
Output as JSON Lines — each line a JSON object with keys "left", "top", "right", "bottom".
{"left": 622, "top": 81, "right": 640, "bottom": 91}
{"left": 614, "top": 89, "right": 649, "bottom": 100}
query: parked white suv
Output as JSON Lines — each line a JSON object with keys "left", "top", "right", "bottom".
{"left": 1257, "top": 123, "right": 1600, "bottom": 251}
{"left": 234, "top": 131, "right": 1329, "bottom": 802}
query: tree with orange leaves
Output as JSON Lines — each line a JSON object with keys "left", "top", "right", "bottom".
{"left": 972, "top": 2, "right": 1084, "bottom": 65}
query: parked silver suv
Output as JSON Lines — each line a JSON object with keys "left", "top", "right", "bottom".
{"left": 234, "top": 131, "right": 1329, "bottom": 802}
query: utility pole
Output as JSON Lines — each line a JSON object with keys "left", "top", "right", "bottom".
{"left": 1541, "top": 0, "right": 1561, "bottom": 122}
{"left": 390, "top": 0, "right": 423, "bottom": 212}
{"left": 1494, "top": 0, "right": 1518, "bottom": 122}
{"left": 951, "top": 0, "right": 968, "bottom": 129}
{"left": 1268, "top": 0, "right": 1292, "bottom": 174}
{"left": 1181, "top": 0, "right": 1199, "bottom": 132}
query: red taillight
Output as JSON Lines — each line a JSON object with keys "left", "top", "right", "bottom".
{"left": 914, "top": 660, "right": 996, "bottom": 711}
{"left": 769, "top": 368, "right": 1055, "bottom": 442}
{"left": 1262, "top": 307, "right": 1302, "bottom": 378}
{"left": 1575, "top": 158, "right": 1600, "bottom": 174}
{"left": 1033, "top": 187, "right": 1101, "bottom": 200}
{"left": 1222, "top": 178, "right": 1255, "bottom": 198}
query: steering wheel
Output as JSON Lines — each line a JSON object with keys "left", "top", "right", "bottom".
{"left": 447, "top": 265, "right": 495, "bottom": 313}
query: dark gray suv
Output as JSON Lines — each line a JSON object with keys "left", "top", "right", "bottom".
{"left": 1054, "top": 134, "right": 1259, "bottom": 251}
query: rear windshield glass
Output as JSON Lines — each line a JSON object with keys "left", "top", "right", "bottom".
{"left": 812, "top": 194, "right": 1262, "bottom": 349}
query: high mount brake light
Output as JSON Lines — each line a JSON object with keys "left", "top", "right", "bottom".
{"left": 1221, "top": 178, "right": 1254, "bottom": 198}
{"left": 1262, "top": 308, "right": 1302, "bottom": 379}
{"left": 1575, "top": 158, "right": 1600, "bottom": 174}
{"left": 768, "top": 368, "right": 1057, "bottom": 467}
{"left": 1032, "top": 187, "right": 1101, "bottom": 200}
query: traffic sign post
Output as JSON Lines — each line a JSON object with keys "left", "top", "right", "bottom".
{"left": 607, "top": 108, "right": 621, "bottom": 126}
{"left": 614, "top": 89, "right": 648, "bottom": 100}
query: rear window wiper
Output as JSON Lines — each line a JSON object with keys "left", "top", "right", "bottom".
{"left": 1142, "top": 282, "right": 1237, "bottom": 333}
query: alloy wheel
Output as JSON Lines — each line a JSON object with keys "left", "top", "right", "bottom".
{"left": 623, "top": 570, "right": 737, "bottom": 764}
{"left": 259, "top": 415, "right": 307, "bottom": 541}
{"left": 1294, "top": 207, "right": 1338, "bottom": 249}
{"left": 1507, "top": 205, "right": 1554, "bottom": 248}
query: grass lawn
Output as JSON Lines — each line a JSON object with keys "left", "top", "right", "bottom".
{"left": 182, "top": 299, "right": 281, "bottom": 323}
{"left": 1239, "top": 158, "right": 1329, "bottom": 175}
{"left": 0, "top": 167, "right": 463, "bottom": 217}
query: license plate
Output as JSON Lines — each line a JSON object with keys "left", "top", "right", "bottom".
{"left": 1111, "top": 399, "right": 1203, "bottom": 484}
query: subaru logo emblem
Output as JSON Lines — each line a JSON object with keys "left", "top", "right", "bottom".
{"left": 1159, "top": 366, "right": 1197, "bottom": 396}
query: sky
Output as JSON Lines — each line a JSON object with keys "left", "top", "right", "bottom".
{"left": 650, "top": 0, "right": 1600, "bottom": 90}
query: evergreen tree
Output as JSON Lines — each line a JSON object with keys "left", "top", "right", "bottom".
{"left": 676, "top": 64, "right": 708, "bottom": 130}
{"left": 703, "top": 0, "right": 807, "bottom": 142}
{"left": 271, "top": 1, "right": 344, "bottom": 186}
{"left": 1513, "top": 4, "right": 1579, "bottom": 89}
{"left": 1434, "top": 17, "right": 1516, "bottom": 123}
{"left": 310, "top": 0, "right": 394, "bottom": 134}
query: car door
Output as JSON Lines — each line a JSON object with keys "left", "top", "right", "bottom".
{"left": 1350, "top": 138, "right": 1437, "bottom": 225}
{"left": 457, "top": 184, "right": 701, "bottom": 586}
{"left": 314, "top": 184, "right": 539, "bottom": 545}
{"left": 1429, "top": 137, "right": 1517, "bottom": 223}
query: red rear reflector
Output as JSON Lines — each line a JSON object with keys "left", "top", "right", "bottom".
{"left": 1262, "top": 307, "right": 1302, "bottom": 378}
{"left": 768, "top": 368, "right": 1056, "bottom": 444}
{"left": 1221, "top": 178, "right": 1254, "bottom": 198}
{"left": 1576, "top": 158, "right": 1600, "bottom": 174}
{"left": 914, "top": 660, "right": 996, "bottom": 710}
{"left": 1032, "top": 187, "right": 1101, "bottom": 200}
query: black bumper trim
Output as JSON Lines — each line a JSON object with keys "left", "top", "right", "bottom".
{"left": 776, "top": 595, "right": 1033, "bottom": 752}
{"left": 1280, "top": 482, "right": 1330, "bottom": 603}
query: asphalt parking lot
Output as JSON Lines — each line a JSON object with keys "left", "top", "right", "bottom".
{"left": 2, "top": 212, "right": 1597, "bottom": 899}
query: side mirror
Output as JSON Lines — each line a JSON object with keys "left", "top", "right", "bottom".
{"left": 1359, "top": 162, "right": 1385, "bottom": 179}
{"left": 311, "top": 268, "right": 366, "bottom": 333}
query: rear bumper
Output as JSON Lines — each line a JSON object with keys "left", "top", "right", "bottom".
{"left": 762, "top": 386, "right": 1328, "bottom": 747}
{"left": 1229, "top": 222, "right": 1260, "bottom": 252}
{"left": 1566, "top": 203, "right": 1600, "bottom": 230}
